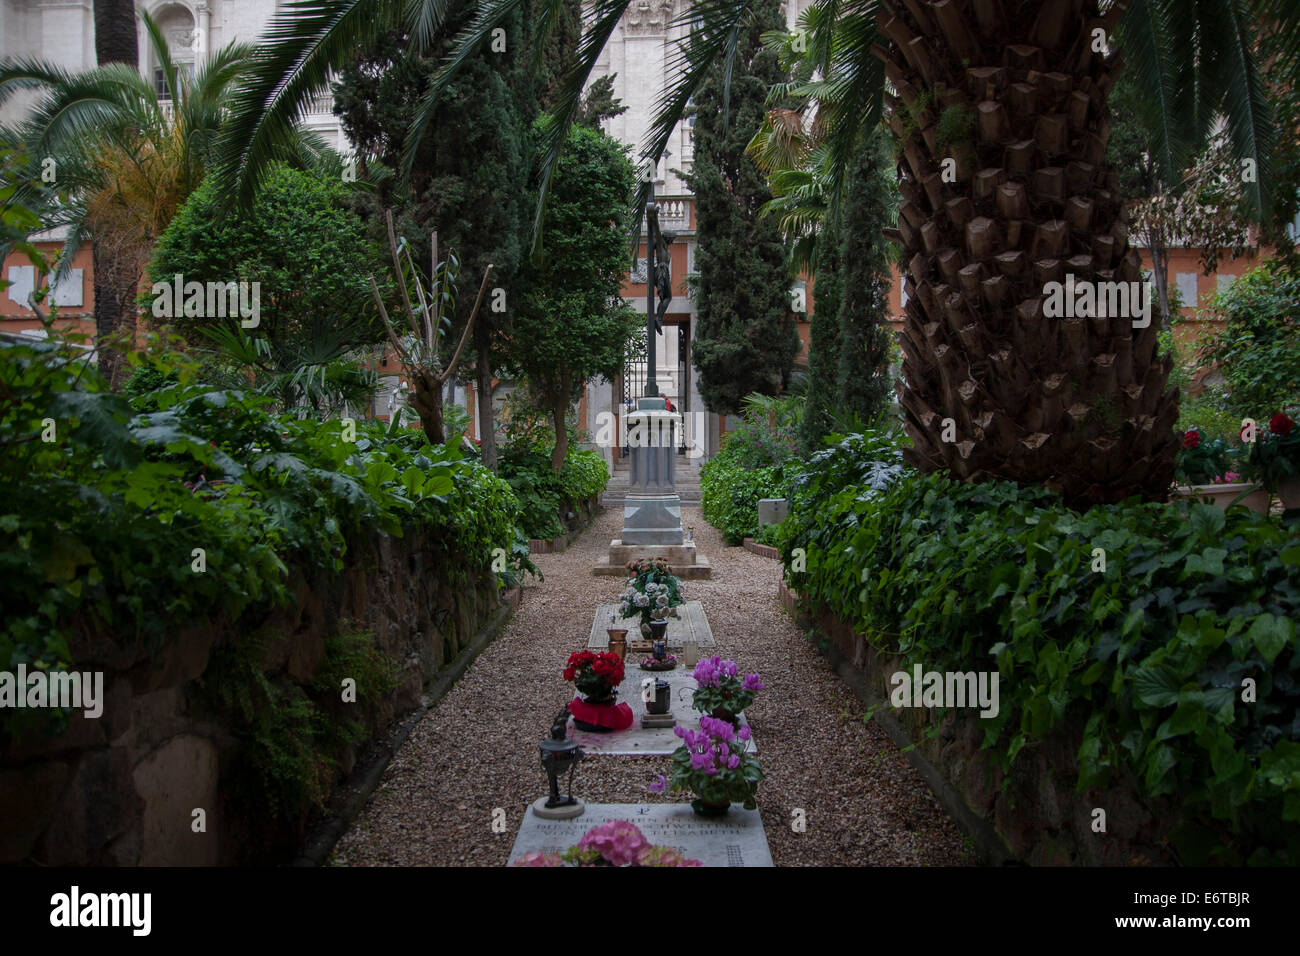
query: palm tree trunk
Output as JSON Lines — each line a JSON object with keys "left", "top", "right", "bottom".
{"left": 883, "top": 0, "right": 1179, "bottom": 506}
{"left": 93, "top": 0, "right": 138, "bottom": 67}
{"left": 91, "top": 241, "right": 136, "bottom": 389}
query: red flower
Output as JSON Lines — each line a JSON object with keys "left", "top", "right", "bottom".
{"left": 1182, "top": 429, "right": 1201, "bottom": 449}
{"left": 1270, "top": 413, "right": 1294, "bottom": 436}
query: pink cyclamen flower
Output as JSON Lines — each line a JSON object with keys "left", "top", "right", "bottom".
{"left": 648, "top": 774, "right": 667, "bottom": 794}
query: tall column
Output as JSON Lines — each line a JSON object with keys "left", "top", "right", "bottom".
{"left": 195, "top": 1, "right": 211, "bottom": 63}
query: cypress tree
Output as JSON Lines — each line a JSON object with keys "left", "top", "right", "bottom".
{"left": 834, "top": 129, "right": 897, "bottom": 426}
{"left": 687, "top": 0, "right": 801, "bottom": 416}
{"left": 797, "top": 228, "right": 841, "bottom": 453}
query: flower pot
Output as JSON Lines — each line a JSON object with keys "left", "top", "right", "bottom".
{"left": 607, "top": 629, "right": 629, "bottom": 660}
{"left": 709, "top": 707, "right": 740, "bottom": 726}
{"left": 691, "top": 798, "right": 730, "bottom": 817}
{"left": 1278, "top": 475, "right": 1300, "bottom": 510}
{"left": 1174, "top": 482, "right": 1270, "bottom": 514}
{"left": 649, "top": 620, "right": 669, "bottom": 640}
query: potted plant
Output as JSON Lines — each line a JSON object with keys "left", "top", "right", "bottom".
{"left": 1172, "top": 427, "right": 1269, "bottom": 512}
{"left": 563, "top": 650, "right": 633, "bottom": 732}
{"left": 618, "top": 557, "right": 684, "bottom": 638}
{"left": 512, "top": 820, "right": 703, "bottom": 867}
{"left": 649, "top": 716, "right": 763, "bottom": 816}
{"left": 690, "top": 656, "right": 763, "bottom": 725}
{"left": 1248, "top": 413, "right": 1300, "bottom": 509}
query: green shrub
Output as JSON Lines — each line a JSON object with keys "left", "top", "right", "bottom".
{"left": 1196, "top": 259, "right": 1300, "bottom": 419}
{"left": 701, "top": 458, "right": 793, "bottom": 545}
{"left": 782, "top": 468, "right": 1300, "bottom": 864}
{"left": 0, "top": 343, "right": 520, "bottom": 739}
{"left": 498, "top": 443, "right": 608, "bottom": 540}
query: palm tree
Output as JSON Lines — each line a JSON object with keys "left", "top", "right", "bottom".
{"left": 0, "top": 14, "right": 323, "bottom": 387}
{"left": 94, "top": 0, "right": 139, "bottom": 67}
{"left": 212, "top": 0, "right": 1297, "bottom": 504}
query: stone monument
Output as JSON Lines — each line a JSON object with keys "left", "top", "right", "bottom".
{"left": 593, "top": 170, "right": 710, "bottom": 578}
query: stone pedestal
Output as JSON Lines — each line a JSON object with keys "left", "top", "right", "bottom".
{"left": 595, "top": 400, "right": 711, "bottom": 578}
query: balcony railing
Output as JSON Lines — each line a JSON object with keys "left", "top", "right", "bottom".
{"left": 657, "top": 196, "right": 691, "bottom": 231}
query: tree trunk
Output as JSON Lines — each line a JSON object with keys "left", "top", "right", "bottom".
{"left": 93, "top": 0, "right": 138, "bottom": 67}
{"left": 884, "top": 0, "right": 1179, "bottom": 506}
{"left": 91, "top": 241, "right": 138, "bottom": 389}
{"left": 1149, "top": 240, "right": 1172, "bottom": 328}
{"left": 474, "top": 325, "right": 498, "bottom": 470}
{"left": 410, "top": 369, "right": 446, "bottom": 445}
{"left": 551, "top": 392, "right": 570, "bottom": 474}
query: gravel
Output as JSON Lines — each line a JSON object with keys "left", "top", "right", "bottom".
{"left": 329, "top": 505, "right": 973, "bottom": 866}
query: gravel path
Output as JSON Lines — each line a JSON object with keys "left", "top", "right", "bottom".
{"left": 329, "top": 505, "right": 973, "bottom": 866}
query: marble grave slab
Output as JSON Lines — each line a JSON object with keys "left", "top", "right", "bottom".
{"left": 510, "top": 802, "right": 773, "bottom": 867}
{"left": 565, "top": 666, "right": 755, "bottom": 756}
{"left": 587, "top": 600, "right": 714, "bottom": 650}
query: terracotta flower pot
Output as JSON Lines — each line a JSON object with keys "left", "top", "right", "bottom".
{"left": 1173, "top": 482, "right": 1270, "bottom": 514}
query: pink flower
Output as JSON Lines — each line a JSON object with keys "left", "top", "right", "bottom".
{"left": 577, "top": 821, "right": 650, "bottom": 867}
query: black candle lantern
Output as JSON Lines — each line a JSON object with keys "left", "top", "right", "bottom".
{"left": 534, "top": 708, "right": 585, "bottom": 819}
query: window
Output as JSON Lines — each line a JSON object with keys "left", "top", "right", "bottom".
{"left": 1217, "top": 274, "right": 1237, "bottom": 293}
{"left": 1176, "top": 272, "right": 1198, "bottom": 309}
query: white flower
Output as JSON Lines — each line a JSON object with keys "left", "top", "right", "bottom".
{"left": 636, "top": 594, "right": 649, "bottom": 608}
{"left": 656, "top": 595, "right": 668, "bottom": 606}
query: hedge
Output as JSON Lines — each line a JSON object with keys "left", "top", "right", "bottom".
{"left": 779, "top": 450, "right": 1300, "bottom": 864}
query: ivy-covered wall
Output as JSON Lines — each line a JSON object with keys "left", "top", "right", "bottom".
{"left": 784, "top": 581, "right": 1170, "bottom": 866}
{"left": 1, "top": 527, "right": 506, "bottom": 867}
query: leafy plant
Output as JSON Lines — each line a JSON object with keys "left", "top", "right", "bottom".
{"left": 781, "top": 466, "right": 1300, "bottom": 864}
{"left": 690, "top": 656, "right": 764, "bottom": 718}
{"left": 1175, "top": 427, "right": 1236, "bottom": 485}
{"left": 1197, "top": 260, "right": 1300, "bottom": 419}
{"left": 617, "top": 558, "right": 684, "bottom": 627}
{"left": 651, "top": 716, "right": 763, "bottom": 810}
{"left": 1248, "top": 413, "right": 1300, "bottom": 490}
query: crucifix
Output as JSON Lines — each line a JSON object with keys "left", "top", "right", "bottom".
{"left": 643, "top": 164, "right": 672, "bottom": 398}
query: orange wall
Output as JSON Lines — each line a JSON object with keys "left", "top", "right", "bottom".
{"left": 0, "top": 241, "right": 95, "bottom": 337}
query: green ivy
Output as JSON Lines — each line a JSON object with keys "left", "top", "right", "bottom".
{"left": 0, "top": 343, "right": 521, "bottom": 739}
{"left": 781, "top": 462, "right": 1300, "bottom": 864}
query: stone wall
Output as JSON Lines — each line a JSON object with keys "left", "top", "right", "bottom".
{"left": 1, "top": 527, "right": 507, "bottom": 866}
{"left": 780, "top": 581, "right": 1172, "bottom": 866}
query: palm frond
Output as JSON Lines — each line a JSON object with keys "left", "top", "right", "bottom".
{"left": 213, "top": 0, "right": 404, "bottom": 209}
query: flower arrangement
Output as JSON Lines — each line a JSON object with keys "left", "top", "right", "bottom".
{"left": 1248, "top": 413, "right": 1300, "bottom": 491}
{"left": 563, "top": 650, "right": 625, "bottom": 700}
{"left": 512, "top": 820, "right": 702, "bottom": 867}
{"left": 1175, "top": 427, "right": 1235, "bottom": 485}
{"left": 691, "top": 656, "right": 763, "bottom": 719}
{"left": 618, "top": 557, "right": 684, "bottom": 627}
{"left": 649, "top": 715, "right": 763, "bottom": 811}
